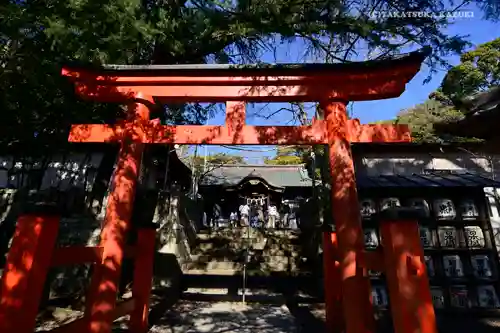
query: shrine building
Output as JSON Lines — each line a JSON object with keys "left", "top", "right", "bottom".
{"left": 196, "top": 141, "right": 500, "bottom": 309}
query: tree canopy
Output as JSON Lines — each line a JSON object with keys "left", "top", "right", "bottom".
{"left": 264, "top": 146, "right": 304, "bottom": 165}
{"left": 2, "top": 0, "right": 500, "bottom": 155}
{"left": 431, "top": 37, "right": 500, "bottom": 106}
{"left": 183, "top": 152, "right": 246, "bottom": 180}
{"left": 393, "top": 99, "right": 466, "bottom": 142}
{"left": 380, "top": 37, "right": 500, "bottom": 143}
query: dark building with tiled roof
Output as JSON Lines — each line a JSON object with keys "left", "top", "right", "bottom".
{"left": 200, "top": 164, "right": 314, "bottom": 188}
{"left": 198, "top": 164, "right": 314, "bottom": 220}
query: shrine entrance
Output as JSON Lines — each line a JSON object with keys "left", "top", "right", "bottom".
{"left": 0, "top": 48, "right": 439, "bottom": 333}
{"left": 222, "top": 173, "right": 285, "bottom": 227}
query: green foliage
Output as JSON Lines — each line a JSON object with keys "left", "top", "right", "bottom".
{"left": 432, "top": 38, "right": 500, "bottom": 105}
{"left": 264, "top": 146, "right": 305, "bottom": 165}
{"left": 384, "top": 99, "right": 483, "bottom": 143}
{"left": 264, "top": 155, "right": 303, "bottom": 165}
{"left": 185, "top": 152, "right": 246, "bottom": 179}
{"left": 387, "top": 38, "right": 500, "bottom": 143}
{"left": 207, "top": 153, "right": 246, "bottom": 165}
{"left": 393, "top": 100, "right": 466, "bottom": 143}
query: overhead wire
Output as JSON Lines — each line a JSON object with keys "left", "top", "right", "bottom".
{"left": 219, "top": 145, "right": 299, "bottom": 152}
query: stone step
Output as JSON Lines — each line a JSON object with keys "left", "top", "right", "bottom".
{"left": 196, "top": 228, "right": 300, "bottom": 242}
{"left": 191, "top": 245, "right": 300, "bottom": 257}
{"left": 181, "top": 287, "right": 286, "bottom": 302}
{"left": 182, "top": 255, "right": 301, "bottom": 273}
{"left": 182, "top": 287, "right": 283, "bottom": 297}
{"left": 182, "top": 267, "right": 281, "bottom": 276}
{"left": 187, "top": 253, "right": 302, "bottom": 264}
{"left": 193, "top": 235, "right": 300, "bottom": 250}
{"left": 179, "top": 274, "right": 322, "bottom": 303}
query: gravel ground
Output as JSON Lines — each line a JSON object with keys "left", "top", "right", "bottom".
{"left": 35, "top": 300, "right": 500, "bottom": 333}
{"left": 149, "top": 301, "right": 296, "bottom": 333}
{"left": 36, "top": 301, "right": 297, "bottom": 333}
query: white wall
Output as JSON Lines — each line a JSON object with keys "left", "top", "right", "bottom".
{"left": 355, "top": 152, "right": 499, "bottom": 179}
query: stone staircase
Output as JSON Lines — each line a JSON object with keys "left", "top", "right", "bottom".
{"left": 182, "top": 227, "right": 304, "bottom": 276}
{"left": 179, "top": 227, "right": 322, "bottom": 303}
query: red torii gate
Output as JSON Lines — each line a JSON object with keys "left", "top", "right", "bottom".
{"left": 0, "top": 49, "right": 437, "bottom": 333}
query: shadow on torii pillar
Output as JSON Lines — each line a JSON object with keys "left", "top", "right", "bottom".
{"left": 0, "top": 48, "right": 438, "bottom": 333}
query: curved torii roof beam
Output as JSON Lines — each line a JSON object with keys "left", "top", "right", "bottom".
{"left": 63, "top": 48, "right": 429, "bottom": 103}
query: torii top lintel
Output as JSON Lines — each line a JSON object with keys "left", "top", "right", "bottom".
{"left": 62, "top": 48, "right": 429, "bottom": 103}
{"left": 62, "top": 48, "right": 429, "bottom": 145}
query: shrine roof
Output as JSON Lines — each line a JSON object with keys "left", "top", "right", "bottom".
{"left": 66, "top": 48, "right": 430, "bottom": 76}
{"left": 199, "top": 163, "right": 500, "bottom": 189}
{"left": 356, "top": 171, "right": 500, "bottom": 188}
{"left": 433, "top": 86, "right": 500, "bottom": 140}
{"left": 200, "top": 164, "right": 313, "bottom": 187}
{"left": 350, "top": 142, "right": 500, "bottom": 154}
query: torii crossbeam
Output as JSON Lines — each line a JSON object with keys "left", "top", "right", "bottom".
{"left": 0, "top": 48, "right": 431, "bottom": 333}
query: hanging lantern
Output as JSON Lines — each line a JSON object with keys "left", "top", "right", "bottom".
{"left": 363, "top": 228, "right": 379, "bottom": 248}
{"left": 443, "top": 254, "right": 464, "bottom": 278}
{"left": 419, "top": 227, "right": 435, "bottom": 248}
{"left": 359, "top": 198, "right": 377, "bottom": 218}
{"left": 408, "top": 198, "right": 430, "bottom": 217}
{"left": 380, "top": 197, "right": 401, "bottom": 211}
{"left": 371, "top": 286, "right": 388, "bottom": 306}
{"left": 438, "top": 226, "right": 458, "bottom": 248}
{"left": 450, "top": 285, "right": 470, "bottom": 308}
{"left": 431, "top": 287, "right": 445, "bottom": 309}
{"left": 425, "top": 256, "right": 435, "bottom": 277}
{"left": 471, "top": 255, "right": 493, "bottom": 278}
{"left": 460, "top": 199, "right": 479, "bottom": 220}
{"left": 433, "top": 198, "right": 456, "bottom": 220}
{"left": 464, "top": 226, "right": 485, "bottom": 248}
{"left": 477, "top": 285, "right": 500, "bottom": 308}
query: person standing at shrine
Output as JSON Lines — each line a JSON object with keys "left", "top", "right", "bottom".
{"left": 281, "top": 202, "right": 290, "bottom": 229}
{"left": 249, "top": 201, "right": 258, "bottom": 228}
{"left": 267, "top": 203, "right": 278, "bottom": 229}
{"left": 229, "top": 211, "right": 237, "bottom": 228}
{"left": 239, "top": 201, "right": 250, "bottom": 226}
{"left": 288, "top": 202, "right": 297, "bottom": 229}
{"left": 256, "top": 202, "right": 265, "bottom": 228}
{"left": 212, "top": 203, "right": 221, "bottom": 229}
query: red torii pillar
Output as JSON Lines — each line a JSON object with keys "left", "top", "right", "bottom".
{"left": 60, "top": 49, "right": 427, "bottom": 333}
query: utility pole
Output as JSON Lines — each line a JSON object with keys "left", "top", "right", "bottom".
{"left": 203, "top": 145, "right": 208, "bottom": 174}
{"left": 191, "top": 145, "right": 198, "bottom": 199}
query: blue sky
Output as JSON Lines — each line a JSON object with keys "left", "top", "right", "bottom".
{"left": 190, "top": 6, "right": 499, "bottom": 164}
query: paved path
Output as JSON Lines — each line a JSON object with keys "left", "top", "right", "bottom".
{"left": 149, "top": 301, "right": 296, "bottom": 333}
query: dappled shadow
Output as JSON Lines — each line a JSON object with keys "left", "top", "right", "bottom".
{"left": 148, "top": 300, "right": 297, "bottom": 333}
{"left": 0, "top": 149, "right": 118, "bottom": 316}
{"left": 183, "top": 227, "right": 305, "bottom": 277}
